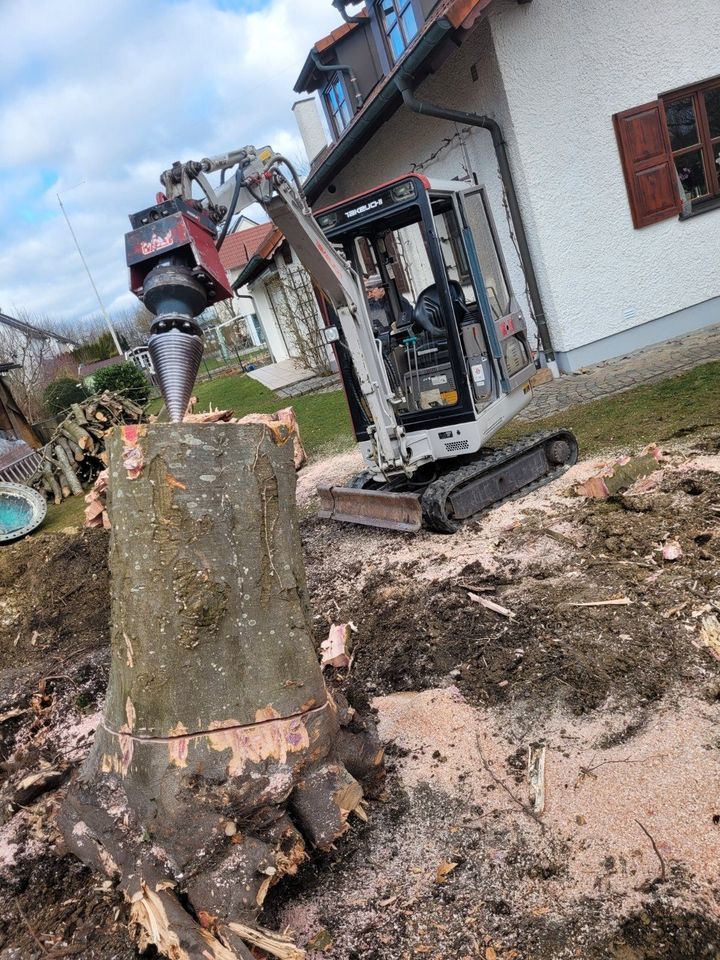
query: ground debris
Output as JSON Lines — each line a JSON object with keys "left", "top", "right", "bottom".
{"left": 2, "top": 443, "right": 720, "bottom": 959}
{"left": 467, "top": 591, "right": 515, "bottom": 619}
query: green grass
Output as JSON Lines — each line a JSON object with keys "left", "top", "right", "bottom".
{"left": 42, "top": 494, "right": 87, "bottom": 533}
{"left": 36, "top": 361, "right": 720, "bottom": 536}
{"left": 495, "top": 360, "right": 720, "bottom": 456}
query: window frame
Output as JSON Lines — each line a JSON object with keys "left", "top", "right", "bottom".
{"left": 323, "top": 72, "right": 352, "bottom": 139}
{"left": 375, "top": 0, "right": 419, "bottom": 64}
{"left": 662, "top": 76, "right": 720, "bottom": 210}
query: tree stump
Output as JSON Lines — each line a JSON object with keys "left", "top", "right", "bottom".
{"left": 60, "top": 422, "right": 383, "bottom": 959}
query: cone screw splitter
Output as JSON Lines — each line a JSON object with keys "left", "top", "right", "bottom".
{"left": 143, "top": 264, "right": 208, "bottom": 422}
{"left": 148, "top": 318, "right": 204, "bottom": 422}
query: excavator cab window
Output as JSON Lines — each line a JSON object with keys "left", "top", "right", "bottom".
{"left": 319, "top": 174, "right": 533, "bottom": 441}
{"left": 348, "top": 217, "right": 462, "bottom": 415}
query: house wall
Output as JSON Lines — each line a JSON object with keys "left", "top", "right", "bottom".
{"left": 247, "top": 274, "right": 291, "bottom": 363}
{"left": 324, "top": 22, "right": 383, "bottom": 105}
{"left": 315, "top": 16, "right": 541, "bottom": 346}
{"left": 315, "top": 0, "right": 720, "bottom": 370}
{"left": 487, "top": 0, "right": 720, "bottom": 369}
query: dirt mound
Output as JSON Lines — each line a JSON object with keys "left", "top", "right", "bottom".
{"left": 312, "top": 468, "right": 720, "bottom": 717}
{"left": 0, "top": 530, "right": 110, "bottom": 673}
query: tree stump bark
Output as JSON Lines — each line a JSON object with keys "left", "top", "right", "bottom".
{"left": 60, "top": 422, "right": 383, "bottom": 959}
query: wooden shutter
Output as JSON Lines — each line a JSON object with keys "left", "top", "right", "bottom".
{"left": 613, "top": 101, "right": 682, "bottom": 228}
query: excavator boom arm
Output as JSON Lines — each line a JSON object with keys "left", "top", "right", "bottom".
{"left": 128, "top": 146, "right": 406, "bottom": 471}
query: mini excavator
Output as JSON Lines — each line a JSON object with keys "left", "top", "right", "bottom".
{"left": 125, "top": 145, "right": 576, "bottom": 532}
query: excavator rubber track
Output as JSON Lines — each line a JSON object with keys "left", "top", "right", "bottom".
{"left": 318, "top": 429, "right": 578, "bottom": 534}
{"left": 421, "top": 429, "right": 578, "bottom": 532}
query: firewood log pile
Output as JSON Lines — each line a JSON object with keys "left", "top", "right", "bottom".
{"left": 30, "top": 392, "right": 146, "bottom": 505}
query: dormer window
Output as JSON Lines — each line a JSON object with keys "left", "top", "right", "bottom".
{"left": 324, "top": 73, "right": 352, "bottom": 138}
{"left": 377, "top": 0, "right": 418, "bottom": 63}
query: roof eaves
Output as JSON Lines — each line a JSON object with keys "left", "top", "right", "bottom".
{"left": 232, "top": 255, "right": 270, "bottom": 290}
{"left": 303, "top": 18, "right": 453, "bottom": 203}
{"left": 302, "top": 0, "right": 494, "bottom": 203}
{"left": 294, "top": 8, "right": 368, "bottom": 94}
{"left": 0, "top": 312, "right": 78, "bottom": 346}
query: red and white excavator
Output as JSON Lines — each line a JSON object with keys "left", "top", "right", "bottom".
{"left": 125, "top": 145, "right": 576, "bottom": 532}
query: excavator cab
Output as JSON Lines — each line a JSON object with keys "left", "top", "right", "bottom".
{"left": 316, "top": 174, "right": 537, "bottom": 467}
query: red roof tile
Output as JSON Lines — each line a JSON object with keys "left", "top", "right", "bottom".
{"left": 218, "top": 222, "right": 276, "bottom": 271}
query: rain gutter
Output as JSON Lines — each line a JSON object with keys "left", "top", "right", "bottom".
{"left": 394, "top": 74, "right": 555, "bottom": 360}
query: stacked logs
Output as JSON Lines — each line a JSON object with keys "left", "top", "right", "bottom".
{"left": 31, "top": 392, "right": 146, "bottom": 504}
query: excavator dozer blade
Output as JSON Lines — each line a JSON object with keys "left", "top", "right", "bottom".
{"left": 317, "top": 484, "right": 422, "bottom": 533}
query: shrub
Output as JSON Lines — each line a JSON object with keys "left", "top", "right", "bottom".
{"left": 43, "top": 377, "right": 89, "bottom": 415}
{"left": 92, "top": 362, "right": 150, "bottom": 405}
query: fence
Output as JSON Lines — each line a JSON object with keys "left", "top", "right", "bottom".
{"left": 0, "top": 446, "right": 45, "bottom": 484}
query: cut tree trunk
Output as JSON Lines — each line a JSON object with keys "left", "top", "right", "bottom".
{"left": 60, "top": 421, "right": 382, "bottom": 959}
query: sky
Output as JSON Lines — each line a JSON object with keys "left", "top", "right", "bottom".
{"left": 0, "top": 0, "right": 340, "bottom": 327}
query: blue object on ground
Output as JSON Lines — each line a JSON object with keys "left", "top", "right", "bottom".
{"left": 0, "top": 482, "right": 47, "bottom": 543}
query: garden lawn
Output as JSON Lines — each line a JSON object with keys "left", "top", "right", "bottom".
{"left": 163, "top": 372, "right": 354, "bottom": 460}
{"left": 496, "top": 360, "right": 720, "bottom": 456}
{"left": 38, "top": 360, "right": 720, "bottom": 536}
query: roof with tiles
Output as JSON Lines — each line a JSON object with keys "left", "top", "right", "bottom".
{"left": 218, "top": 222, "right": 278, "bottom": 272}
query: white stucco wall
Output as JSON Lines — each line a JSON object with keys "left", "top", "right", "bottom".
{"left": 487, "top": 0, "right": 720, "bottom": 359}
{"left": 315, "top": 16, "right": 540, "bottom": 347}
{"left": 248, "top": 273, "right": 291, "bottom": 363}
{"left": 314, "top": 0, "right": 720, "bottom": 368}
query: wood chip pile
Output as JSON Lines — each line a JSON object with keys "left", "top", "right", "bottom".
{"left": 30, "top": 392, "right": 146, "bottom": 505}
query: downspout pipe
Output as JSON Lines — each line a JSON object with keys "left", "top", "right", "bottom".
{"left": 311, "top": 49, "right": 363, "bottom": 110}
{"left": 395, "top": 73, "right": 555, "bottom": 363}
{"left": 331, "top": 0, "right": 366, "bottom": 24}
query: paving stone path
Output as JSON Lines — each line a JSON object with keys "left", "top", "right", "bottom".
{"left": 520, "top": 322, "right": 720, "bottom": 421}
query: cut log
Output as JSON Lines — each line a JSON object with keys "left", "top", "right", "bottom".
{"left": 60, "top": 421, "right": 383, "bottom": 959}
{"left": 54, "top": 443, "right": 83, "bottom": 496}
{"left": 42, "top": 463, "right": 62, "bottom": 505}
{"left": 70, "top": 402, "right": 88, "bottom": 425}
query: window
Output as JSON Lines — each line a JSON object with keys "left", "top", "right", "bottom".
{"left": 439, "top": 211, "right": 471, "bottom": 285}
{"left": 663, "top": 79, "right": 720, "bottom": 204}
{"left": 377, "top": 0, "right": 418, "bottom": 63}
{"left": 323, "top": 73, "right": 351, "bottom": 138}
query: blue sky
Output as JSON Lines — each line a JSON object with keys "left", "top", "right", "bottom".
{"left": 0, "top": 0, "right": 340, "bottom": 326}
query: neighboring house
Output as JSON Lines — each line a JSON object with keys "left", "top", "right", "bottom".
{"left": 291, "top": 0, "right": 720, "bottom": 373}
{"left": 79, "top": 349, "right": 156, "bottom": 386}
{"left": 0, "top": 311, "right": 78, "bottom": 420}
{"left": 0, "top": 311, "right": 76, "bottom": 370}
{"left": 219, "top": 222, "right": 331, "bottom": 372}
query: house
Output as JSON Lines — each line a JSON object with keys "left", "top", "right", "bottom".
{"left": 219, "top": 221, "right": 333, "bottom": 374}
{"left": 291, "top": 0, "right": 720, "bottom": 373}
{"left": 0, "top": 311, "right": 78, "bottom": 420}
{"left": 0, "top": 311, "right": 76, "bottom": 367}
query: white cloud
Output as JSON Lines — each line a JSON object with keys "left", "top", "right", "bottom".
{"left": 0, "top": 0, "right": 337, "bottom": 325}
